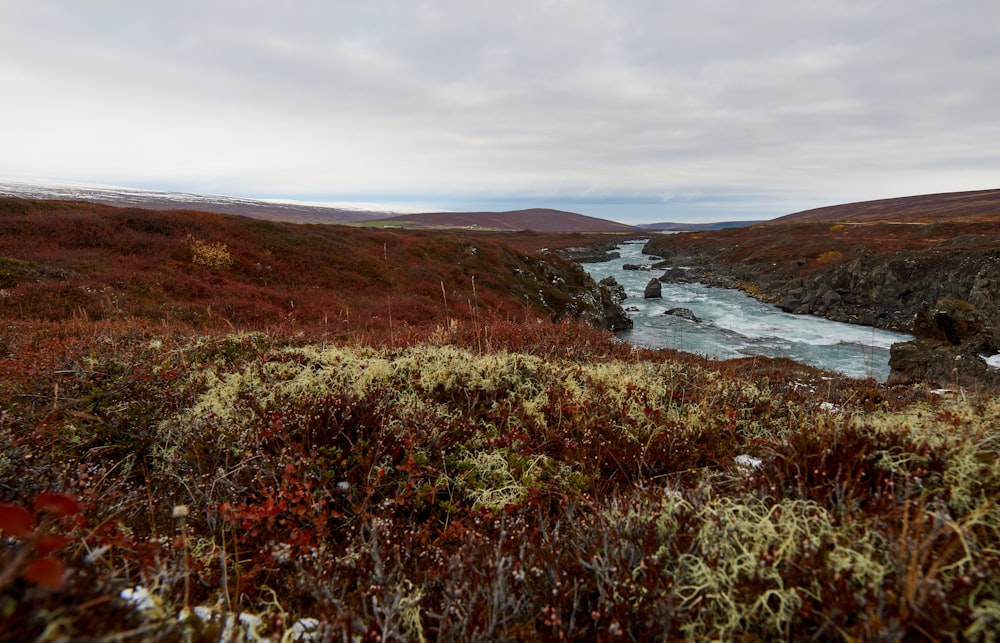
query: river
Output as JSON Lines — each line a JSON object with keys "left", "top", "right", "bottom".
{"left": 583, "top": 240, "right": 912, "bottom": 381}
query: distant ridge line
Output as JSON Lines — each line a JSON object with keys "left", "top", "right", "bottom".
{"left": 0, "top": 181, "right": 636, "bottom": 232}
{"left": 637, "top": 220, "right": 765, "bottom": 232}
{"left": 774, "top": 188, "right": 1000, "bottom": 223}
{"left": 361, "top": 208, "right": 638, "bottom": 233}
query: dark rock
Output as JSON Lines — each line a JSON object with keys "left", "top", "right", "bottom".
{"left": 600, "top": 301, "right": 633, "bottom": 332}
{"left": 644, "top": 278, "right": 662, "bottom": 299}
{"left": 888, "top": 298, "right": 1000, "bottom": 386}
{"left": 913, "top": 298, "right": 986, "bottom": 345}
{"left": 664, "top": 307, "right": 700, "bottom": 323}
{"left": 822, "top": 289, "right": 842, "bottom": 306}
{"left": 599, "top": 276, "right": 627, "bottom": 303}
{"left": 623, "top": 264, "right": 650, "bottom": 271}
{"left": 779, "top": 293, "right": 803, "bottom": 313}
{"left": 658, "top": 266, "right": 690, "bottom": 282}
{"left": 888, "top": 341, "right": 998, "bottom": 387}
{"left": 515, "top": 253, "right": 632, "bottom": 332}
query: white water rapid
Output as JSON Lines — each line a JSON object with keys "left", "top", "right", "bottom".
{"left": 584, "top": 240, "right": 912, "bottom": 381}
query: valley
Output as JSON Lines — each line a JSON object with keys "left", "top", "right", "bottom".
{"left": 1, "top": 190, "right": 999, "bottom": 640}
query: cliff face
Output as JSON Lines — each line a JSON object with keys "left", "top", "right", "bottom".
{"left": 521, "top": 252, "right": 633, "bottom": 332}
{"left": 772, "top": 249, "right": 1000, "bottom": 331}
{"left": 887, "top": 298, "right": 1000, "bottom": 387}
{"left": 649, "top": 242, "right": 1000, "bottom": 331}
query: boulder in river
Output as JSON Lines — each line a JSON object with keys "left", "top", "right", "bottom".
{"left": 664, "top": 307, "right": 700, "bottom": 323}
{"left": 658, "top": 266, "right": 691, "bottom": 283}
{"left": 644, "top": 278, "right": 662, "bottom": 299}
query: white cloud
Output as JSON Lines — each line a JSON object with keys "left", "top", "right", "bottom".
{"left": 1, "top": 0, "right": 998, "bottom": 222}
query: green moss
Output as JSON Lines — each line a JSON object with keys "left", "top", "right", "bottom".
{"left": 0, "top": 257, "right": 37, "bottom": 288}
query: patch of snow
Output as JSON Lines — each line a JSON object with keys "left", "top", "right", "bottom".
{"left": 119, "top": 586, "right": 157, "bottom": 611}
{"left": 289, "top": 618, "right": 321, "bottom": 641}
{"left": 981, "top": 353, "right": 1000, "bottom": 370}
{"left": 186, "top": 608, "right": 267, "bottom": 642}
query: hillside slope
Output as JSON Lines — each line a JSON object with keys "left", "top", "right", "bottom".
{"left": 0, "top": 197, "right": 628, "bottom": 336}
{"left": 774, "top": 188, "right": 1000, "bottom": 223}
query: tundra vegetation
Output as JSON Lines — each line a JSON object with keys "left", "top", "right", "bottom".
{"left": 1, "top": 198, "right": 999, "bottom": 641}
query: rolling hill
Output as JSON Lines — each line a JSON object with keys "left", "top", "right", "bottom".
{"left": 0, "top": 181, "right": 639, "bottom": 233}
{"left": 0, "top": 196, "right": 628, "bottom": 335}
{"left": 361, "top": 208, "right": 639, "bottom": 232}
{"left": 774, "top": 188, "right": 1000, "bottom": 224}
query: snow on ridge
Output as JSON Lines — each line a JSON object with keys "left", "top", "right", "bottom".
{"left": 0, "top": 178, "right": 259, "bottom": 207}
{"left": 260, "top": 197, "right": 434, "bottom": 215}
{"left": 0, "top": 178, "right": 426, "bottom": 216}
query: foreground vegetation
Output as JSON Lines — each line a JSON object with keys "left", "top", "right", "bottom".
{"left": 2, "top": 198, "right": 999, "bottom": 640}
{"left": 1, "top": 317, "right": 998, "bottom": 641}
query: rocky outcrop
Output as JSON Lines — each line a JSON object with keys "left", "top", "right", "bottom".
{"left": 649, "top": 238, "right": 1000, "bottom": 386}
{"left": 644, "top": 278, "right": 662, "bottom": 299}
{"left": 888, "top": 298, "right": 1000, "bottom": 387}
{"left": 515, "top": 254, "right": 632, "bottom": 332}
{"left": 659, "top": 266, "right": 692, "bottom": 282}
{"left": 582, "top": 275, "right": 632, "bottom": 331}
{"left": 599, "top": 276, "right": 627, "bottom": 303}
{"left": 767, "top": 250, "right": 1000, "bottom": 331}
{"left": 654, "top": 246, "right": 1000, "bottom": 333}
{"left": 595, "top": 296, "right": 633, "bottom": 332}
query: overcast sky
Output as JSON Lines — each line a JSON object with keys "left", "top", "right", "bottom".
{"left": 1, "top": 1, "right": 998, "bottom": 223}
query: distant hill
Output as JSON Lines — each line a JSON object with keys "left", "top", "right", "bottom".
{"left": 774, "top": 188, "right": 1000, "bottom": 224}
{"left": 363, "top": 208, "right": 638, "bottom": 232}
{"left": 0, "top": 180, "right": 388, "bottom": 224}
{"left": 636, "top": 220, "right": 766, "bottom": 232}
{"left": 0, "top": 181, "right": 639, "bottom": 232}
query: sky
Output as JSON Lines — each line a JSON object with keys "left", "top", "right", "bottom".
{"left": 1, "top": 1, "right": 998, "bottom": 224}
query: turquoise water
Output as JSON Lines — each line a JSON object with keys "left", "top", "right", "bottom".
{"left": 584, "top": 240, "right": 912, "bottom": 381}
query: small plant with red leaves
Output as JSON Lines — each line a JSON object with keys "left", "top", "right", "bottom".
{"left": 0, "top": 492, "right": 82, "bottom": 592}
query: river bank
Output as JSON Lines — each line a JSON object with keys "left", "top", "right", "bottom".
{"left": 642, "top": 224, "right": 1000, "bottom": 387}
{"left": 583, "top": 240, "right": 910, "bottom": 381}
